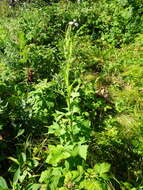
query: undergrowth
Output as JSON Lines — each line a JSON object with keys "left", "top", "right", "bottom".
{"left": 0, "top": 0, "right": 143, "bottom": 189}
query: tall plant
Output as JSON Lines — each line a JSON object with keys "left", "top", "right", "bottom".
{"left": 35, "top": 24, "right": 114, "bottom": 190}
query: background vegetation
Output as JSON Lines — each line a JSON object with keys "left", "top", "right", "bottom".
{"left": 0, "top": 0, "right": 143, "bottom": 189}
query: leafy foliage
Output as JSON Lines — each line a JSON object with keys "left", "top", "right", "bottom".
{"left": 0, "top": 0, "right": 143, "bottom": 189}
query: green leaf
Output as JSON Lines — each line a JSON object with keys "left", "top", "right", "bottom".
{"left": 71, "top": 145, "right": 79, "bottom": 157}
{"left": 46, "top": 145, "right": 71, "bottom": 165}
{"left": 15, "top": 129, "right": 25, "bottom": 138}
{"left": 72, "top": 105, "right": 80, "bottom": 114}
{"left": 78, "top": 145, "right": 88, "bottom": 160}
{"left": 18, "top": 31, "right": 26, "bottom": 50}
{"left": 75, "top": 165, "right": 84, "bottom": 182}
{"left": 72, "top": 124, "right": 80, "bottom": 135}
{"left": 19, "top": 170, "right": 28, "bottom": 183}
{"left": 50, "top": 175, "right": 60, "bottom": 190}
{"left": 21, "top": 152, "right": 26, "bottom": 162}
{"left": 39, "top": 184, "right": 47, "bottom": 190}
{"left": 94, "top": 163, "right": 111, "bottom": 176}
{"left": 80, "top": 179, "right": 103, "bottom": 190}
{"left": 32, "top": 184, "right": 41, "bottom": 190}
{"left": 0, "top": 177, "right": 8, "bottom": 189}
{"left": 59, "top": 188, "right": 68, "bottom": 190}
{"left": 8, "top": 157, "right": 19, "bottom": 165}
{"left": 39, "top": 170, "right": 51, "bottom": 183}
{"left": 48, "top": 123, "right": 66, "bottom": 136}
{"left": 27, "top": 184, "right": 41, "bottom": 190}
{"left": 13, "top": 167, "right": 21, "bottom": 185}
